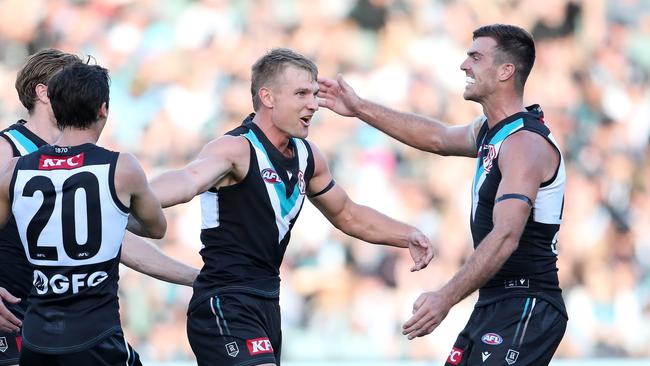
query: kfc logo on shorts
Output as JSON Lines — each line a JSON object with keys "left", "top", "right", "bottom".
{"left": 261, "top": 168, "right": 281, "bottom": 184}
{"left": 39, "top": 153, "right": 85, "bottom": 170}
{"left": 247, "top": 337, "right": 273, "bottom": 355}
{"left": 447, "top": 347, "right": 464, "bottom": 365}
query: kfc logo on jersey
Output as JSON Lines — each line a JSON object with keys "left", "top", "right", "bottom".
{"left": 447, "top": 347, "right": 464, "bottom": 365}
{"left": 481, "top": 144, "right": 497, "bottom": 173}
{"left": 246, "top": 337, "right": 273, "bottom": 355}
{"left": 261, "top": 168, "right": 281, "bottom": 184}
{"left": 39, "top": 153, "right": 85, "bottom": 170}
{"left": 481, "top": 332, "right": 503, "bottom": 345}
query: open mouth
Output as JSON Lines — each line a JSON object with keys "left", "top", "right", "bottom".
{"left": 466, "top": 76, "right": 476, "bottom": 85}
{"left": 300, "top": 115, "right": 312, "bottom": 126}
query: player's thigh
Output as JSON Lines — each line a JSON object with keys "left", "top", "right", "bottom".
{"left": 0, "top": 331, "right": 21, "bottom": 366}
{"left": 445, "top": 297, "right": 567, "bottom": 366}
{"left": 187, "top": 293, "right": 280, "bottom": 366}
{"left": 38, "top": 331, "right": 142, "bottom": 366}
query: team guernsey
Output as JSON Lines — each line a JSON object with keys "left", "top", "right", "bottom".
{"left": 470, "top": 104, "right": 567, "bottom": 315}
{"left": 0, "top": 121, "right": 48, "bottom": 315}
{"left": 191, "top": 114, "right": 315, "bottom": 307}
{"left": 9, "top": 143, "right": 129, "bottom": 353}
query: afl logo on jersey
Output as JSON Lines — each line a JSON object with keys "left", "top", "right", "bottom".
{"left": 261, "top": 168, "right": 281, "bottom": 184}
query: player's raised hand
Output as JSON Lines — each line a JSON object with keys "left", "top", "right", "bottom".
{"left": 317, "top": 74, "right": 361, "bottom": 117}
{"left": 0, "top": 287, "right": 21, "bottom": 333}
{"left": 407, "top": 229, "right": 435, "bottom": 272}
{"left": 402, "top": 290, "right": 451, "bottom": 340}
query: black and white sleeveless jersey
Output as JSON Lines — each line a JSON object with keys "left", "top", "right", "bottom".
{"left": 470, "top": 105, "right": 567, "bottom": 315}
{"left": 191, "top": 114, "right": 315, "bottom": 306}
{"left": 0, "top": 120, "right": 48, "bottom": 315}
{"left": 9, "top": 143, "right": 130, "bottom": 353}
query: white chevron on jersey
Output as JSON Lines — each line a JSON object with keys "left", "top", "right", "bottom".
{"left": 245, "top": 132, "right": 308, "bottom": 244}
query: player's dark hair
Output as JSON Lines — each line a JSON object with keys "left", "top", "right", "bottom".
{"left": 473, "top": 24, "right": 535, "bottom": 93}
{"left": 15, "top": 49, "right": 82, "bottom": 113}
{"left": 47, "top": 63, "right": 110, "bottom": 130}
{"left": 251, "top": 48, "right": 318, "bottom": 111}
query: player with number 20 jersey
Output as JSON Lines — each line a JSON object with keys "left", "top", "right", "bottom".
{"left": 0, "top": 62, "right": 166, "bottom": 365}
{"left": 10, "top": 144, "right": 128, "bottom": 353}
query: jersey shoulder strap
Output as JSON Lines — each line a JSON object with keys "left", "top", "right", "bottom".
{"left": 0, "top": 120, "right": 48, "bottom": 157}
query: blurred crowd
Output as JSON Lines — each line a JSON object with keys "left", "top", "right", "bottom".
{"left": 0, "top": 0, "right": 649, "bottom": 362}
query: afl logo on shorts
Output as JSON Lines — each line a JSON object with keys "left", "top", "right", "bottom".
{"left": 261, "top": 168, "right": 281, "bottom": 184}
{"left": 481, "top": 332, "right": 503, "bottom": 345}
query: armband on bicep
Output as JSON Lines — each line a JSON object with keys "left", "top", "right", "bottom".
{"left": 308, "top": 179, "right": 335, "bottom": 198}
{"left": 495, "top": 193, "right": 533, "bottom": 208}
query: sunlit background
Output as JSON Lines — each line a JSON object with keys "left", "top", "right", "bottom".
{"left": 0, "top": 0, "right": 649, "bottom": 364}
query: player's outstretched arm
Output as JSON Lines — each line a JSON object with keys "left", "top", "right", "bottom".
{"left": 402, "top": 131, "right": 559, "bottom": 340}
{"left": 307, "top": 142, "right": 434, "bottom": 271}
{"left": 318, "top": 74, "right": 482, "bottom": 157}
{"left": 150, "top": 135, "right": 247, "bottom": 208}
{"left": 116, "top": 153, "right": 166, "bottom": 239}
{"left": 120, "top": 232, "right": 199, "bottom": 286}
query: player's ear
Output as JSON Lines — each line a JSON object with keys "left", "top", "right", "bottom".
{"left": 498, "top": 63, "right": 516, "bottom": 82}
{"left": 259, "top": 87, "right": 274, "bottom": 108}
{"left": 35, "top": 83, "right": 49, "bottom": 104}
{"left": 98, "top": 102, "right": 108, "bottom": 119}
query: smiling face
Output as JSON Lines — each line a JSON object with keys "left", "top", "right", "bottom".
{"left": 460, "top": 36, "right": 501, "bottom": 103}
{"left": 267, "top": 65, "right": 319, "bottom": 139}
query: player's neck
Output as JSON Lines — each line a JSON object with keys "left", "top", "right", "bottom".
{"left": 481, "top": 93, "right": 525, "bottom": 128}
{"left": 53, "top": 128, "right": 99, "bottom": 147}
{"left": 252, "top": 113, "right": 293, "bottom": 158}
{"left": 22, "top": 108, "right": 60, "bottom": 144}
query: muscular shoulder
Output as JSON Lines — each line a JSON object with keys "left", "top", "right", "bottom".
{"left": 0, "top": 157, "right": 18, "bottom": 192}
{"left": 115, "top": 152, "right": 148, "bottom": 193}
{"left": 199, "top": 135, "right": 250, "bottom": 169}
{"left": 200, "top": 135, "right": 249, "bottom": 158}
{"left": 197, "top": 135, "right": 251, "bottom": 183}
{"left": 500, "top": 130, "right": 559, "bottom": 181}
{"left": 0, "top": 138, "right": 15, "bottom": 169}
{"left": 304, "top": 140, "right": 334, "bottom": 195}
{"left": 305, "top": 140, "right": 327, "bottom": 171}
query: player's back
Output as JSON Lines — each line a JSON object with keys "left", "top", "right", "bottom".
{"left": 10, "top": 143, "right": 130, "bottom": 354}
